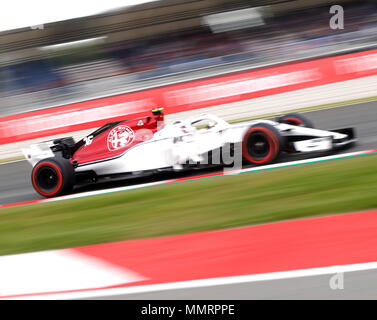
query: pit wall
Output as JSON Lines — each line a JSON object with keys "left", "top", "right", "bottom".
{"left": 1, "top": 49, "right": 377, "bottom": 159}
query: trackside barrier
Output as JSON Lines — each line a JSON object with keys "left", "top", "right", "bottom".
{"left": 1, "top": 49, "right": 377, "bottom": 145}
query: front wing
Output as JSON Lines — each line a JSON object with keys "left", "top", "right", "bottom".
{"left": 290, "top": 127, "right": 356, "bottom": 153}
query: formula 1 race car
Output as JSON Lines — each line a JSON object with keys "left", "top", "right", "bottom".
{"left": 22, "top": 108, "right": 356, "bottom": 197}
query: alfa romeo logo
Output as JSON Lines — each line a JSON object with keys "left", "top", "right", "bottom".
{"left": 107, "top": 125, "right": 135, "bottom": 151}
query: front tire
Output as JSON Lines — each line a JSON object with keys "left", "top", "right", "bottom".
{"left": 31, "top": 157, "right": 75, "bottom": 197}
{"left": 278, "top": 113, "right": 314, "bottom": 128}
{"left": 242, "top": 123, "right": 284, "bottom": 165}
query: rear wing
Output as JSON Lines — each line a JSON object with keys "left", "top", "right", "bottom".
{"left": 21, "top": 142, "right": 55, "bottom": 167}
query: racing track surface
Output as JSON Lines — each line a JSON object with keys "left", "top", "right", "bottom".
{"left": 90, "top": 269, "right": 377, "bottom": 300}
{"left": 1, "top": 101, "right": 377, "bottom": 206}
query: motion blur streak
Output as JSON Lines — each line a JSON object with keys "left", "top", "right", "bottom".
{"left": 0, "top": 0, "right": 157, "bottom": 32}
{"left": 1, "top": 1, "right": 377, "bottom": 118}
{"left": 1, "top": 48, "right": 377, "bottom": 145}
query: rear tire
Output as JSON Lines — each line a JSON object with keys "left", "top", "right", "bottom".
{"left": 278, "top": 113, "right": 314, "bottom": 128}
{"left": 31, "top": 157, "right": 75, "bottom": 197}
{"left": 242, "top": 123, "right": 284, "bottom": 165}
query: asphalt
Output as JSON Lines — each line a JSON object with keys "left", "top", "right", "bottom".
{"left": 1, "top": 101, "right": 377, "bottom": 206}
{"left": 92, "top": 269, "right": 377, "bottom": 300}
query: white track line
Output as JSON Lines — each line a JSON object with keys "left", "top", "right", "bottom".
{"left": 234, "top": 149, "right": 371, "bottom": 174}
{"left": 46, "top": 180, "right": 168, "bottom": 203}
{"left": 0, "top": 159, "right": 25, "bottom": 165}
{"left": 0, "top": 249, "right": 144, "bottom": 298}
{"left": 11, "top": 260, "right": 377, "bottom": 300}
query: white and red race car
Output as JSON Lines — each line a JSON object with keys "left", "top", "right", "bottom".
{"left": 22, "top": 109, "right": 355, "bottom": 197}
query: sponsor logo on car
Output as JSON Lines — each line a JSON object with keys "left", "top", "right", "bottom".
{"left": 107, "top": 125, "right": 135, "bottom": 151}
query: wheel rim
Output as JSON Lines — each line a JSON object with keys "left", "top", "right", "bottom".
{"left": 242, "top": 126, "right": 279, "bottom": 164}
{"left": 248, "top": 133, "right": 271, "bottom": 160}
{"left": 36, "top": 167, "right": 59, "bottom": 191}
{"left": 32, "top": 162, "right": 63, "bottom": 196}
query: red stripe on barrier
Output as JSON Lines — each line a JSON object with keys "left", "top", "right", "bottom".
{"left": 1, "top": 49, "right": 377, "bottom": 145}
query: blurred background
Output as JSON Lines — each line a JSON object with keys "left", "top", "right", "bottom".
{"left": 1, "top": 0, "right": 376, "bottom": 118}
{"left": 2, "top": 1, "right": 377, "bottom": 300}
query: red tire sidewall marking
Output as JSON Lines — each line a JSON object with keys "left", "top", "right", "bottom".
{"left": 242, "top": 127, "right": 279, "bottom": 164}
{"left": 32, "top": 162, "right": 63, "bottom": 197}
{"left": 282, "top": 117, "right": 303, "bottom": 126}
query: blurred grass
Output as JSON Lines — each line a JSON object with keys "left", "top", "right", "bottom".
{"left": 1, "top": 154, "right": 377, "bottom": 256}
{"left": 0, "top": 156, "right": 24, "bottom": 164}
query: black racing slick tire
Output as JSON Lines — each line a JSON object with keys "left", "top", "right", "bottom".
{"left": 31, "top": 157, "right": 75, "bottom": 197}
{"left": 278, "top": 113, "right": 314, "bottom": 128}
{"left": 242, "top": 123, "right": 284, "bottom": 165}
